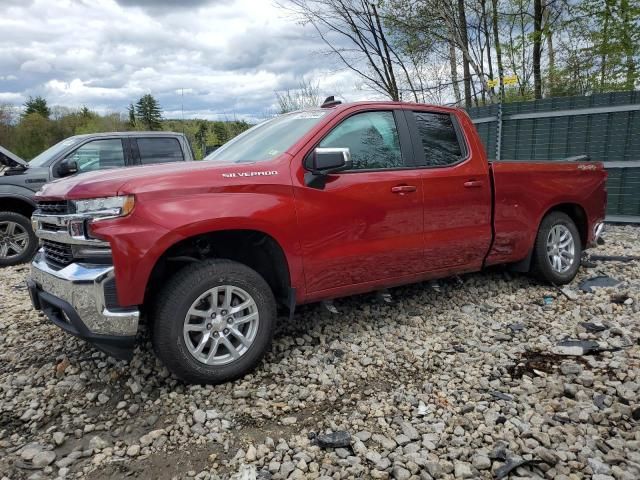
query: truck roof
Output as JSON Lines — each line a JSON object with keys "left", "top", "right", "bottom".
{"left": 70, "top": 131, "right": 186, "bottom": 139}
{"left": 301, "top": 100, "right": 460, "bottom": 114}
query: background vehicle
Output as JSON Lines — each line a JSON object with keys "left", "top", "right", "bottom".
{"left": 0, "top": 132, "right": 194, "bottom": 266}
{"left": 27, "top": 99, "right": 607, "bottom": 384}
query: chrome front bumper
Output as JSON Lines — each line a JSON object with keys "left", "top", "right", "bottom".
{"left": 30, "top": 251, "right": 139, "bottom": 338}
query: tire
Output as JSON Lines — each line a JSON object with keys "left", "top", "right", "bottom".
{"left": 0, "top": 211, "right": 38, "bottom": 267}
{"left": 153, "top": 259, "right": 276, "bottom": 384}
{"left": 531, "top": 211, "right": 582, "bottom": 285}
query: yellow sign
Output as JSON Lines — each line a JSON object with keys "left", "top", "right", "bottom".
{"left": 503, "top": 75, "right": 519, "bottom": 85}
{"left": 487, "top": 75, "right": 519, "bottom": 88}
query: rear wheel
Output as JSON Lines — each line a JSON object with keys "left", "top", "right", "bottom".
{"left": 531, "top": 211, "right": 581, "bottom": 285}
{"left": 153, "top": 259, "right": 276, "bottom": 384}
{"left": 0, "top": 211, "right": 38, "bottom": 267}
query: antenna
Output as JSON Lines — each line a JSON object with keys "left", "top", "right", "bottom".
{"left": 321, "top": 96, "right": 342, "bottom": 108}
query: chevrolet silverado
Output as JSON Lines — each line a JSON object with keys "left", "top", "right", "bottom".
{"left": 27, "top": 99, "right": 607, "bottom": 384}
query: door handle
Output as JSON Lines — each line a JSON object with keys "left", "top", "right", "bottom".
{"left": 391, "top": 185, "right": 417, "bottom": 194}
{"left": 463, "top": 180, "right": 483, "bottom": 188}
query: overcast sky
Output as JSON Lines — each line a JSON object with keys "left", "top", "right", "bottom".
{"left": 0, "top": 0, "right": 375, "bottom": 121}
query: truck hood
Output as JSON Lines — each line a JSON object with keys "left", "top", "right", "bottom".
{"left": 36, "top": 159, "right": 275, "bottom": 200}
{"left": 0, "top": 145, "right": 28, "bottom": 169}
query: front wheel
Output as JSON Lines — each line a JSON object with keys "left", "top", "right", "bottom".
{"left": 531, "top": 211, "right": 582, "bottom": 285}
{"left": 153, "top": 259, "right": 276, "bottom": 384}
{"left": 0, "top": 211, "right": 38, "bottom": 267}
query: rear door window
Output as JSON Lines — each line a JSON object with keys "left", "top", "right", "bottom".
{"left": 136, "top": 137, "right": 184, "bottom": 164}
{"left": 412, "top": 112, "right": 463, "bottom": 167}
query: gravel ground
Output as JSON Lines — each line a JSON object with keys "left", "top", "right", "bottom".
{"left": 1, "top": 225, "right": 639, "bottom": 480}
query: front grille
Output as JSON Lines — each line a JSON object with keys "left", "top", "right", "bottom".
{"left": 42, "top": 239, "right": 74, "bottom": 270}
{"left": 37, "top": 200, "right": 74, "bottom": 215}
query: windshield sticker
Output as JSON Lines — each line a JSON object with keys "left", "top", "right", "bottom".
{"left": 222, "top": 171, "right": 278, "bottom": 178}
{"left": 293, "top": 111, "right": 326, "bottom": 119}
{"left": 267, "top": 149, "right": 279, "bottom": 156}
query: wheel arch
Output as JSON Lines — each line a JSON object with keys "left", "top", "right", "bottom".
{"left": 0, "top": 194, "right": 37, "bottom": 218}
{"left": 144, "top": 229, "right": 292, "bottom": 310}
{"left": 541, "top": 202, "right": 588, "bottom": 248}
{"left": 510, "top": 202, "right": 588, "bottom": 273}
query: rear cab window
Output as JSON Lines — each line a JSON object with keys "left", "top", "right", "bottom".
{"left": 136, "top": 137, "right": 184, "bottom": 165}
{"left": 410, "top": 111, "right": 465, "bottom": 167}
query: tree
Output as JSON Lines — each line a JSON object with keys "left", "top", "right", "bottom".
{"left": 23, "top": 96, "right": 50, "bottom": 119}
{"left": 195, "top": 121, "right": 208, "bottom": 156}
{"left": 212, "top": 122, "right": 228, "bottom": 146}
{"left": 80, "top": 105, "right": 92, "bottom": 118}
{"left": 286, "top": 0, "right": 410, "bottom": 101}
{"left": 127, "top": 103, "right": 136, "bottom": 128}
{"left": 135, "top": 94, "right": 162, "bottom": 130}
{"left": 275, "top": 78, "right": 322, "bottom": 113}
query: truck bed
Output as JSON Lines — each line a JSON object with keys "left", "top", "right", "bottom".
{"left": 486, "top": 160, "right": 608, "bottom": 266}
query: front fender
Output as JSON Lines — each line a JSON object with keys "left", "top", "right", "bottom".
{"left": 91, "top": 189, "right": 303, "bottom": 307}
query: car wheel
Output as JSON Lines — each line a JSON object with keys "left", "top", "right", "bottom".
{"left": 531, "top": 211, "right": 582, "bottom": 285}
{"left": 0, "top": 211, "right": 38, "bottom": 267}
{"left": 153, "top": 259, "right": 276, "bottom": 384}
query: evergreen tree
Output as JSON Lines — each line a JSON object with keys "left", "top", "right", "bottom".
{"left": 23, "top": 96, "right": 50, "bottom": 119}
{"left": 80, "top": 105, "right": 92, "bottom": 118}
{"left": 212, "top": 122, "right": 228, "bottom": 146}
{"left": 195, "top": 121, "right": 208, "bottom": 156}
{"left": 127, "top": 103, "right": 136, "bottom": 128}
{"left": 135, "top": 94, "right": 162, "bottom": 130}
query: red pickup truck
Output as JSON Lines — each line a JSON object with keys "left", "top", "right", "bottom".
{"left": 28, "top": 100, "right": 607, "bottom": 384}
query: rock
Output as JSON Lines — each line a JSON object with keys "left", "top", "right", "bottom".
{"left": 129, "top": 381, "right": 142, "bottom": 394}
{"left": 454, "top": 462, "right": 473, "bottom": 478}
{"left": 52, "top": 432, "right": 65, "bottom": 446}
{"left": 245, "top": 444, "right": 257, "bottom": 462}
{"left": 471, "top": 454, "right": 491, "bottom": 470}
{"left": 391, "top": 465, "right": 411, "bottom": 480}
{"left": 89, "top": 436, "right": 109, "bottom": 450}
{"left": 372, "top": 434, "right": 396, "bottom": 451}
{"left": 399, "top": 421, "right": 419, "bottom": 440}
{"left": 193, "top": 409, "right": 206, "bottom": 424}
{"left": 281, "top": 416, "right": 297, "bottom": 425}
{"left": 32, "top": 451, "right": 56, "bottom": 468}
{"left": 126, "top": 445, "right": 141, "bottom": 457}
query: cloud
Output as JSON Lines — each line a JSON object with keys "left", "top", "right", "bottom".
{"left": 0, "top": 0, "right": 376, "bottom": 120}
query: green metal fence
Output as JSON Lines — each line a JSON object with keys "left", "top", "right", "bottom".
{"left": 467, "top": 91, "right": 640, "bottom": 222}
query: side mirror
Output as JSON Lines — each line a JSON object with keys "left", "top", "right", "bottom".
{"left": 305, "top": 147, "right": 352, "bottom": 188}
{"left": 56, "top": 158, "right": 78, "bottom": 177}
{"left": 311, "top": 147, "right": 352, "bottom": 174}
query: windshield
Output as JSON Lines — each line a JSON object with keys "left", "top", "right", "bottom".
{"left": 205, "top": 110, "right": 327, "bottom": 163}
{"left": 29, "top": 136, "right": 81, "bottom": 167}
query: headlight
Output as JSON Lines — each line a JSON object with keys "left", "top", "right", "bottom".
{"left": 73, "top": 195, "right": 135, "bottom": 219}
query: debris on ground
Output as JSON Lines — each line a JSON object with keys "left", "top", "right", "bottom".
{"left": 580, "top": 322, "right": 608, "bottom": 333}
{"left": 610, "top": 292, "right": 630, "bottom": 304}
{"left": 494, "top": 457, "right": 544, "bottom": 479}
{"left": 315, "top": 431, "right": 352, "bottom": 449}
{"left": 553, "top": 340, "right": 602, "bottom": 355}
{"left": 489, "top": 391, "right": 513, "bottom": 402}
{"left": 578, "top": 275, "right": 621, "bottom": 292}
{"left": 557, "top": 286, "right": 579, "bottom": 301}
{"left": 507, "top": 323, "right": 524, "bottom": 333}
{"left": 588, "top": 254, "right": 640, "bottom": 263}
